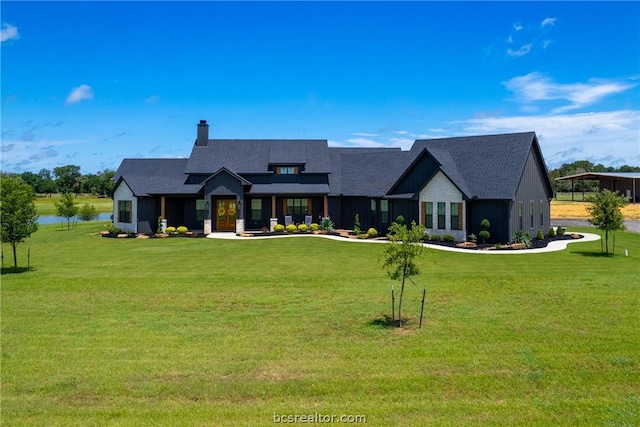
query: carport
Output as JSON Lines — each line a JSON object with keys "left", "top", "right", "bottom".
{"left": 555, "top": 172, "right": 640, "bottom": 203}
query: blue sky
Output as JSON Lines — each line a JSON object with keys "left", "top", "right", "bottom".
{"left": 2, "top": 1, "right": 639, "bottom": 174}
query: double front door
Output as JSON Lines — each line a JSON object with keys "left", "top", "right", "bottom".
{"left": 216, "top": 199, "right": 237, "bottom": 231}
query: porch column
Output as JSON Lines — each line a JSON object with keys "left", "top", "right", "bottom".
{"left": 323, "top": 195, "right": 328, "bottom": 218}
{"left": 161, "top": 196, "right": 166, "bottom": 218}
{"left": 271, "top": 195, "right": 276, "bottom": 218}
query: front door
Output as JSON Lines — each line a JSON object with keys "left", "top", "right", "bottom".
{"left": 216, "top": 199, "right": 237, "bottom": 231}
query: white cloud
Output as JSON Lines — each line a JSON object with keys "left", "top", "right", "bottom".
{"left": 541, "top": 18, "right": 557, "bottom": 28}
{"left": 394, "top": 130, "right": 408, "bottom": 135}
{"left": 346, "top": 137, "right": 384, "bottom": 147}
{"left": 65, "top": 84, "right": 94, "bottom": 105}
{"left": 144, "top": 95, "right": 160, "bottom": 104}
{"left": 513, "top": 23, "right": 523, "bottom": 32}
{"left": 388, "top": 137, "right": 414, "bottom": 150}
{"left": 351, "top": 132, "right": 379, "bottom": 137}
{"left": 507, "top": 44, "right": 532, "bottom": 57}
{"left": 451, "top": 110, "right": 640, "bottom": 168}
{"left": 1, "top": 23, "right": 19, "bottom": 42}
{"left": 503, "top": 72, "right": 636, "bottom": 113}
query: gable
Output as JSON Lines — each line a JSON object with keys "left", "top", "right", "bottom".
{"left": 419, "top": 171, "right": 463, "bottom": 201}
{"left": 387, "top": 149, "right": 441, "bottom": 196}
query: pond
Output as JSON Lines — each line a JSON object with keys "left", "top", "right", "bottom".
{"left": 38, "top": 212, "right": 112, "bottom": 225}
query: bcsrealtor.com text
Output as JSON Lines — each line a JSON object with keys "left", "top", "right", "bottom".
{"left": 273, "top": 412, "right": 366, "bottom": 424}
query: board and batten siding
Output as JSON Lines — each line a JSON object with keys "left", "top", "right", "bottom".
{"left": 113, "top": 180, "right": 137, "bottom": 233}
{"left": 419, "top": 171, "right": 466, "bottom": 241}
{"left": 510, "top": 147, "right": 552, "bottom": 236}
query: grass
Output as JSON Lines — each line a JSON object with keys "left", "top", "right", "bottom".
{"left": 2, "top": 223, "right": 639, "bottom": 426}
{"left": 35, "top": 194, "right": 113, "bottom": 216}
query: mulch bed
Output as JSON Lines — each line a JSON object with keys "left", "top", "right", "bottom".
{"left": 425, "top": 233, "right": 583, "bottom": 251}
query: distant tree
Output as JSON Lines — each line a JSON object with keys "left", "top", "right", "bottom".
{"left": 586, "top": 189, "right": 627, "bottom": 256}
{"left": 380, "top": 221, "right": 426, "bottom": 327}
{"left": 81, "top": 173, "right": 101, "bottom": 195}
{"left": 0, "top": 177, "right": 39, "bottom": 271}
{"left": 54, "top": 192, "right": 78, "bottom": 230}
{"left": 53, "top": 165, "right": 82, "bottom": 194}
{"left": 97, "top": 169, "right": 115, "bottom": 196}
{"left": 38, "top": 169, "right": 56, "bottom": 197}
{"left": 19, "top": 171, "right": 41, "bottom": 192}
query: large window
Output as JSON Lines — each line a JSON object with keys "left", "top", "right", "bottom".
{"left": 437, "top": 202, "right": 446, "bottom": 229}
{"left": 118, "top": 200, "right": 131, "bottom": 223}
{"left": 251, "top": 199, "right": 262, "bottom": 221}
{"left": 284, "top": 198, "right": 310, "bottom": 215}
{"left": 276, "top": 166, "right": 298, "bottom": 175}
{"left": 381, "top": 200, "right": 389, "bottom": 223}
{"left": 370, "top": 200, "right": 377, "bottom": 225}
{"left": 518, "top": 201, "right": 523, "bottom": 230}
{"left": 451, "top": 202, "right": 462, "bottom": 230}
{"left": 423, "top": 202, "right": 433, "bottom": 228}
{"left": 196, "top": 199, "right": 206, "bottom": 221}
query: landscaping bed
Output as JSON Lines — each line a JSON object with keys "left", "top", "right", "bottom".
{"left": 425, "top": 233, "right": 583, "bottom": 251}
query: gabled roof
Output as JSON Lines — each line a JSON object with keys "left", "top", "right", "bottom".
{"left": 114, "top": 158, "right": 202, "bottom": 196}
{"left": 405, "top": 131, "right": 541, "bottom": 199}
{"left": 185, "top": 139, "right": 332, "bottom": 174}
{"left": 202, "top": 167, "right": 253, "bottom": 186}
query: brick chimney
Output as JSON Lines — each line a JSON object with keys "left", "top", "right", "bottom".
{"left": 196, "top": 120, "right": 209, "bottom": 146}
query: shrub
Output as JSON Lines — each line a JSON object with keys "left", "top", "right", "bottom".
{"left": 177, "top": 226, "right": 188, "bottom": 234}
{"left": 273, "top": 224, "right": 285, "bottom": 232}
{"left": 429, "top": 234, "right": 442, "bottom": 242}
{"left": 467, "top": 233, "right": 477, "bottom": 243}
{"left": 157, "top": 216, "right": 163, "bottom": 234}
{"left": 354, "top": 214, "right": 361, "bottom": 234}
{"left": 298, "top": 223, "right": 309, "bottom": 232}
{"left": 78, "top": 203, "right": 99, "bottom": 221}
{"left": 478, "top": 230, "right": 490, "bottom": 242}
{"left": 309, "top": 223, "right": 319, "bottom": 231}
{"left": 356, "top": 233, "right": 368, "bottom": 239}
{"left": 548, "top": 227, "right": 556, "bottom": 238}
{"left": 443, "top": 233, "right": 455, "bottom": 242}
{"left": 107, "top": 223, "right": 122, "bottom": 234}
{"left": 367, "top": 227, "right": 378, "bottom": 238}
{"left": 422, "top": 231, "right": 430, "bottom": 241}
{"left": 536, "top": 229, "right": 545, "bottom": 240}
{"left": 395, "top": 215, "right": 405, "bottom": 225}
{"left": 320, "top": 218, "right": 334, "bottom": 232}
{"left": 513, "top": 230, "right": 532, "bottom": 248}
{"left": 166, "top": 226, "right": 176, "bottom": 233}
{"left": 556, "top": 226, "right": 565, "bottom": 235}
{"left": 494, "top": 243, "right": 502, "bottom": 249}
{"left": 286, "top": 224, "right": 297, "bottom": 233}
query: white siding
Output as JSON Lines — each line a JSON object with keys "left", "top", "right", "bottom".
{"left": 419, "top": 171, "right": 466, "bottom": 241}
{"left": 113, "top": 181, "right": 137, "bottom": 233}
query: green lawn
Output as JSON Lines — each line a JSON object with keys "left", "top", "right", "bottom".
{"left": 2, "top": 223, "right": 639, "bottom": 426}
{"left": 35, "top": 194, "right": 113, "bottom": 215}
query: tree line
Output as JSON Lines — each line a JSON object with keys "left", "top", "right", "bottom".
{"left": 0, "top": 165, "right": 115, "bottom": 197}
{"left": 548, "top": 161, "right": 640, "bottom": 193}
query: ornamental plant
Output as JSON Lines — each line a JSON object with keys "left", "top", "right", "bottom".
{"left": 367, "top": 228, "right": 378, "bottom": 238}
{"left": 286, "top": 224, "right": 297, "bottom": 233}
{"left": 166, "top": 226, "right": 176, "bottom": 233}
{"left": 548, "top": 227, "right": 556, "bottom": 238}
{"left": 273, "top": 224, "right": 285, "bottom": 232}
{"left": 177, "top": 226, "right": 188, "bottom": 234}
{"left": 309, "top": 223, "right": 319, "bottom": 231}
{"left": 298, "top": 223, "right": 309, "bottom": 232}
{"left": 536, "top": 229, "right": 545, "bottom": 240}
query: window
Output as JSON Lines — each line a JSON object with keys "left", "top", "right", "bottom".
{"left": 437, "top": 202, "right": 446, "bottom": 229}
{"left": 540, "top": 200, "right": 544, "bottom": 227}
{"left": 276, "top": 166, "right": 298, "bottom": 175}
{"left": 370, "top": 200, "right": 377, "bottom": 225}
{"left": 284, "top": 198, "right": 310, "bottom": 215}
{"left": 196, "top": 200, "right": 206, "bottom": 221}
{"left": 423, "top": 202, "right": 433, "bottom": 228}
{"left": 530, "top": 201, "right": 534, "bottom": 229}
{"left": 381, "top": 200, "right": 389, "bottom": 223}
{"left": 251, "top": 199, "right": 262, "bottom": 221}
{"left": 118, "top": 200, "right": 131, "bottom": 223}
{"left": 451, "top": 202, "right": 462, "bottom": 230}
{"left": 518, "top": 201, "right": 523, "bottom": 230}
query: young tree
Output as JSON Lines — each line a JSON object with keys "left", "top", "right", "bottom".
{"left": 54, "top": 192, "right": 78, "bottom": 230}
{"left": 380, "top": 220, "right": 426, "bottom": 327}
{"left": 1, "top": 177, "right": 39, "bottom": 271}
{"left": 586, "top": 189, "right": 627, "bottom": 256}
{"left": 78, "top": 203, "right": 99, "bottom": 221}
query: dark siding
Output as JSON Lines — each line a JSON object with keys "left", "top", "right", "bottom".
{"left": 328, "top": 197, "right": 342, "bottom": 227}
{"left": 245, "top": 197, "right": 270, "bottom": 230}
{"left": 511, "top": 148, "right": 553, "bottom": 237}
{"left": 137, "top": 197, "right": 160, "bottom": 229}
{"left": 390, "top": 200, "right": 419, "bottom": 227}
{"left": 389, "top": 153, "right": 439, "bottom": 195}
{"left": 467, "top": 200, "right": 510, "bottom": 243}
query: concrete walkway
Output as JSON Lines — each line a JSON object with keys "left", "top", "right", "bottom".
{"left": 207, "top": 230, "right": 601, "bottom": 255}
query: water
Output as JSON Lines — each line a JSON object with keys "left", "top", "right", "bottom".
{"left": 38, "top": 212, "right": 112, "bottom": 225}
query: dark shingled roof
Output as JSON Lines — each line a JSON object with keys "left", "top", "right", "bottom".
{"left": 329, "top": 147, "right": 412, "bottom": 197}
{"left": 407, "top": 132, "right": 538, "bottom": 199}
{"left": 186, "top": 139, "right": 332, "bottom": 174}
{"left": 114, "top": 158, "right": 202, "bottom": 196}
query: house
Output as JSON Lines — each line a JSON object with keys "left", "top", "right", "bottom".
{"left": 112, "top": 120, "right": 553, "bottom": 243}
